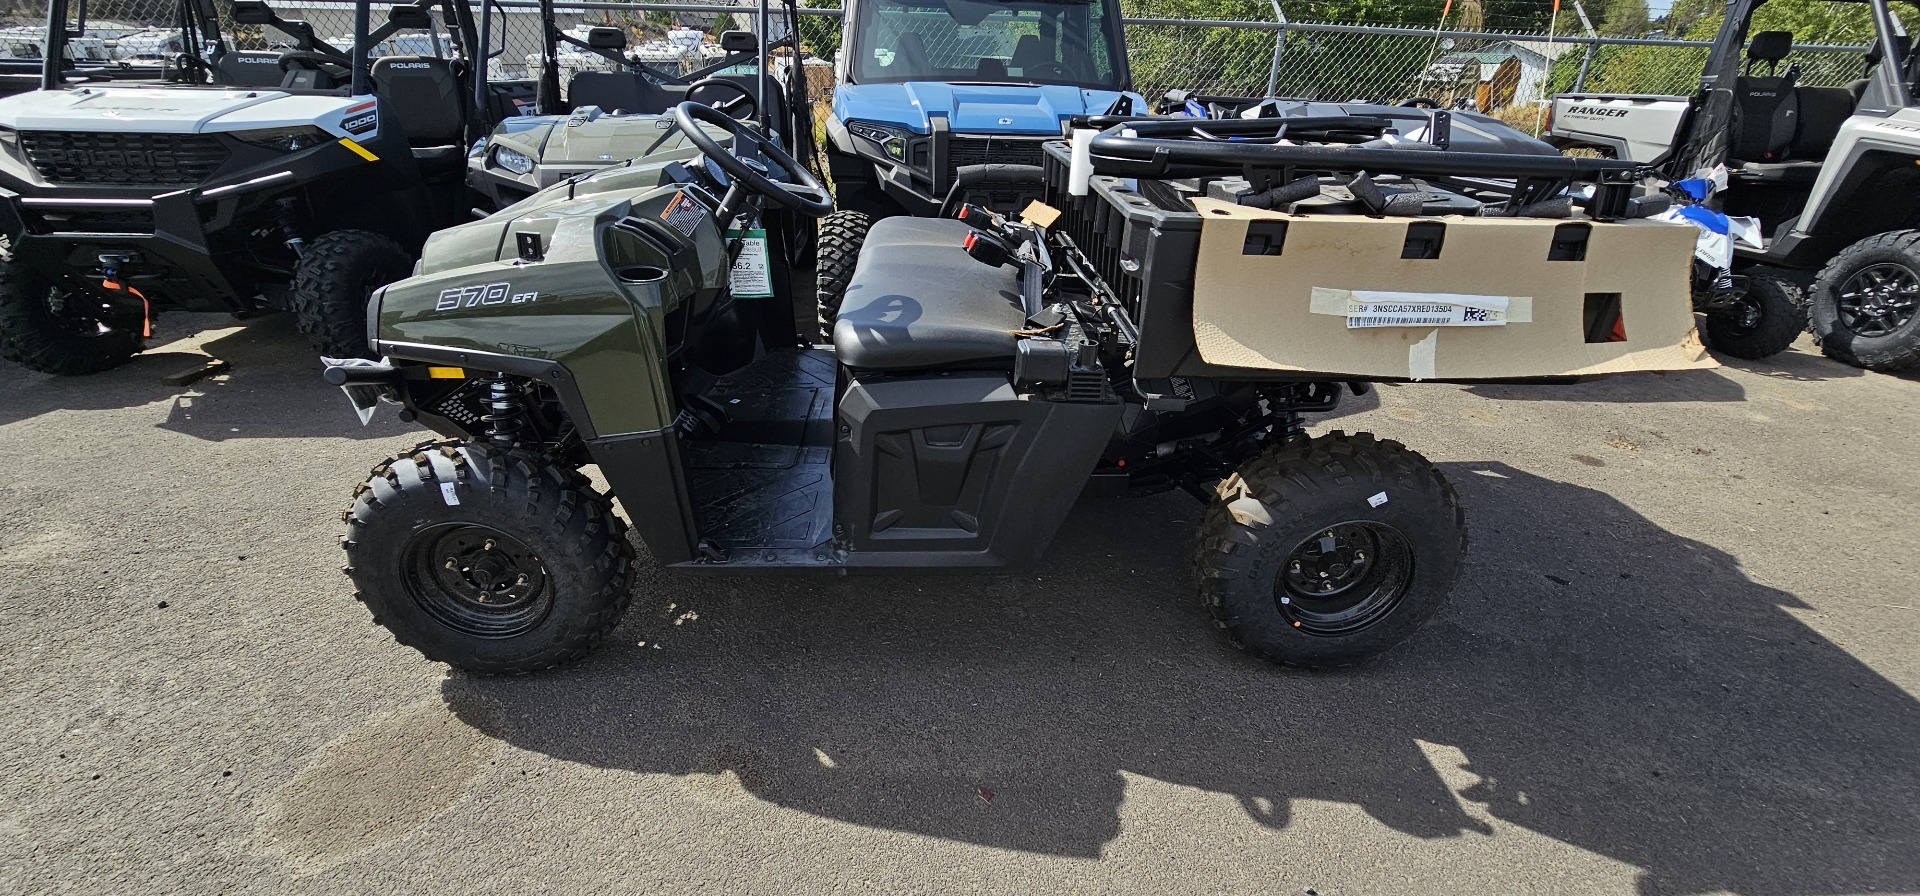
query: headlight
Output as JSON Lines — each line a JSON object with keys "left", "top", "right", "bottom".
{"left": 848, "top": 121, "right": 912, "bottom": 163}
{"left": 0, "top": 125, "right": 18, "bottom": 159}
{"left": 230, "top": 126, "right": 331, "bottom": 153}
{"left": 493, "top": 145, "right": 535, "bottom": 176}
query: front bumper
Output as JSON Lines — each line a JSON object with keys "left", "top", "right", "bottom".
{"left": 0, "top": 183, "right": 255, "bottom": 313}
{"left": 0, "top": 136, "right": 396, "bottom": 314}
{"left": 838, "top": 119, "right": 1055, "bottom": 216}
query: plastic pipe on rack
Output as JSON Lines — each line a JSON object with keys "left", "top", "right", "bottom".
{"left": 1069, "top": 128, "right": 1096, "bottom": 196}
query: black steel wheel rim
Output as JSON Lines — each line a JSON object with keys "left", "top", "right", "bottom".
{"left": 1728, "top": 295, "right": 1764, "bottom": 331}
{"left": 1274, "top": 521, "right": 1414, "bottom": 636}
{"left": 1837, "top": 263, "right": 1920, "bottom": 338}
{"left": 402, "top": 523, "right": 552, "bottom": 638}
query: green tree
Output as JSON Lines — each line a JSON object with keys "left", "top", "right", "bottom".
{"left": 1598, "top": 0, "right": 1649, "bottom": 36}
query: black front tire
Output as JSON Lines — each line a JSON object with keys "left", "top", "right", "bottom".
{"left": 0, "top": 260, "right": 143, "bottom": 375}
{"left": 1810, "top": 230, "right": 1920, "bottom": 371}
{"left": 342, "top": 442, "right": 636, "bottom": 675}
{"left": 1196, "top": 432, "right": 1465, "bottom": 670}
{"left": 815, "top": 210, "right": 871, "bottom": 340}
{"left": 1703, "top": 268, "right": 1805, "bottom": 360}
{"left": 291, "top": 230, "right": 411, "bottom": 360}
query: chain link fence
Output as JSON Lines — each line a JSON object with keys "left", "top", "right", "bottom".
{"left": 4, "top": 0, "right": 1871, "bottom": 130}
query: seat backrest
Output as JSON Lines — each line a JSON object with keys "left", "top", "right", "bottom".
{"left": 566, "top": 70, "right": 671, "bottom": 114}
{"left": 651, "top": 74, "right": 790, "bottom": 138}
{"left": 1746, "top": 30, "right": 1793, "bottom": 73}
{"left": 894, "top": 32, "right": 931, "bottom": 72}
{"left": 1010, "top": 34, "right": 1048, "bottom": 71}
{"left": 370, "top": 55, "right": 464, "bottom": 147}
{"left": 1731, "top": 33, "right": 1800, "bottom": 162}
{"left": 215, "top": 50, "right": 286, "bottom": 87}
{"left": 1789, "top": 84, "right": 1854, "bottom": 160}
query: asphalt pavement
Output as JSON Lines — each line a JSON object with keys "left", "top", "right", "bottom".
{"left": 1, "top": 311, "right": 1915, "bottom": 896}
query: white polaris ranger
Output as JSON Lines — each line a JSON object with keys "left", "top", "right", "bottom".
{"left": 0, "top": 0, "right": 489, "bottom": 374}
{"left": 1547, "top": 0, "right": 1920, "bottom": 370}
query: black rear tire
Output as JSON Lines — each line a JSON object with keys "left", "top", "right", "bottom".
{"left": 292, "top": 230, "right": 411, "bottom": 360}
{"left": 1702, "top": 268, "right": 1804, "bottom": 360}
{"left": 1810, "top": 230, "right": 1920, "bottom": 371}
{"left": 0, "top": 259, "right": 143, "bottom": 375}
{"left": 342, "top": 442, "right": 636, "bottom": 675}
{"left": 1196, "top": 431, "right": 1465, "bottom": 670}
{"left": 815, "top": 210, "right": 871, "bottom": 340}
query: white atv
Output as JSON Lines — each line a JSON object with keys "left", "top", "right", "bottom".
{"left": 1548, "top": 0, "right": 1920, "bottom": 370}
{"left": 0, "top": 0, "right": 488, "bottom": 374}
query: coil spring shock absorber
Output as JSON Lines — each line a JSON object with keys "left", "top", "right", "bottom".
{"left": 482, "top": 374, "right": 527, "bottom": 449}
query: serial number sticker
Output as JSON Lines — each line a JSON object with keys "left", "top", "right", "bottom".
{"left": 1345, "top": 299, "right": 1507, "bottom": 329}
{"left": 440, "top": 482, "right": 460, "bottom": 506}
{"left": 725, "top": 228, "right": 773, "bottom": 298}
{"left": 1368, "top": 491, "right": 1389, "bottom": 507}
{"left": 660, "top": 190, "right": 707, "bottom": 236}
{"left": 1310, "top": 288, "right": 1522, "bottom": 328}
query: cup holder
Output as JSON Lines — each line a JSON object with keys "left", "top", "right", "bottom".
{"left": 616, "top": 265, "right": 667, "bottom": 283}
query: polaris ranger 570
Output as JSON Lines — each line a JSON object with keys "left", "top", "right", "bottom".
{"left": 323, "top": 100, "right": 1696, "bottom": 676}
{"left": 0, "top": 0, "right": 491, "bottom": 374}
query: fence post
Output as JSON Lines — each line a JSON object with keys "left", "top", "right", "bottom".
{"left": 1267, "top": 0, "right": 1288, "bottom": 98}
{"left": 1569, "top": 0, "right": 1598, "bottom": 93}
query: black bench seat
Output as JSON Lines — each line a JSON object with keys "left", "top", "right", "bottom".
{"left": 831, "top": 217, "right": 1025, "bottom": 371}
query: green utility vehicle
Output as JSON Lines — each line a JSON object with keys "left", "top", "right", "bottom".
{"left": 328, "top": 102, "right": 1663, "bottom": 674}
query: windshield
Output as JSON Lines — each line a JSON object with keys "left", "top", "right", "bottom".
{"left": 849, "top": 0, "right": 1125, "bottom": 90}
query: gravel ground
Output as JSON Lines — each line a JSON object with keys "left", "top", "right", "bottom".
{"left": 1, "top": 312, "right": 1915, "bottom": 896}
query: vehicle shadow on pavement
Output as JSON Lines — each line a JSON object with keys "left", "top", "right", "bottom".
{"left": 151, "top": 315, "right": 416, "bottom": 442}
{"left": 0, "top": 348, "right": 217, "bottom": 428}
{"left": 1715, "top": 346, "right": 1872, "bottom": 384}
{"left": 440, "top": 467, "right": 1918, "bottom": 895}
{"left": 2, "top": 312, "right": 410, "bottom": 440}
{"left": 1466, "top": 368, "right": 1750, "bottom": 403}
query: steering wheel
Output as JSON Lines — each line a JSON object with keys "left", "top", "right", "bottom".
{"left": 1398, "top": 97, "right": 1442, "bottom": 109}
{"left": 172, "top": 52, "right": 215, "bottom": 83}
{"left": 1023, "top": 60, "right": 1074, "bottom": 80}
{"left": 278, "top": 49, "right": 351, "bottom": 73}
{"left": 683, "top": 78, "right": 757, "bottom": 121}
{"left": 672, "top": 101, "right": 833, "bottom": 217}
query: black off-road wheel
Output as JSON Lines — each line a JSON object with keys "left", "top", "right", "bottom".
{"left": 1810, "top": 230, "right": 1920, "bottom": 371}
{"left": 1196, "top": 431, "right": 1465, "bottom": 669}
{"left": 815, "top": 210, "right": 871, "bottom": 339}
{"left": 291, "top": 230, "right": 411, "bottom": 360}
{"left": 0, "top": 260, "right": 143, "bottom": 375}
{"left": 1703, "top": 268, "right": 1805, "bottom": 360}
{"left": 342, "top": 441, "right": 636, "bottom": 675}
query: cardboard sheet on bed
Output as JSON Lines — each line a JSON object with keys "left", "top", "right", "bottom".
{"left": 1186, "top": 198, "right": 1718, "bottom": 380}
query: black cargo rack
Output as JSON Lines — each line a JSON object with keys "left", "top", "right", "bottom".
{"left": 1042, "top": 140, "right": 1246, "bottom": 381}
{"left": 1040, "top": 132, "right": 1653, "bottom": 381}
{"left": 1082, "top": 118, "right": 1642, "bottom": 217}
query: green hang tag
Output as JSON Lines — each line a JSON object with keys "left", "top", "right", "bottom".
{"left": 725, "top": 228, "right": 774, "bottom": 298}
